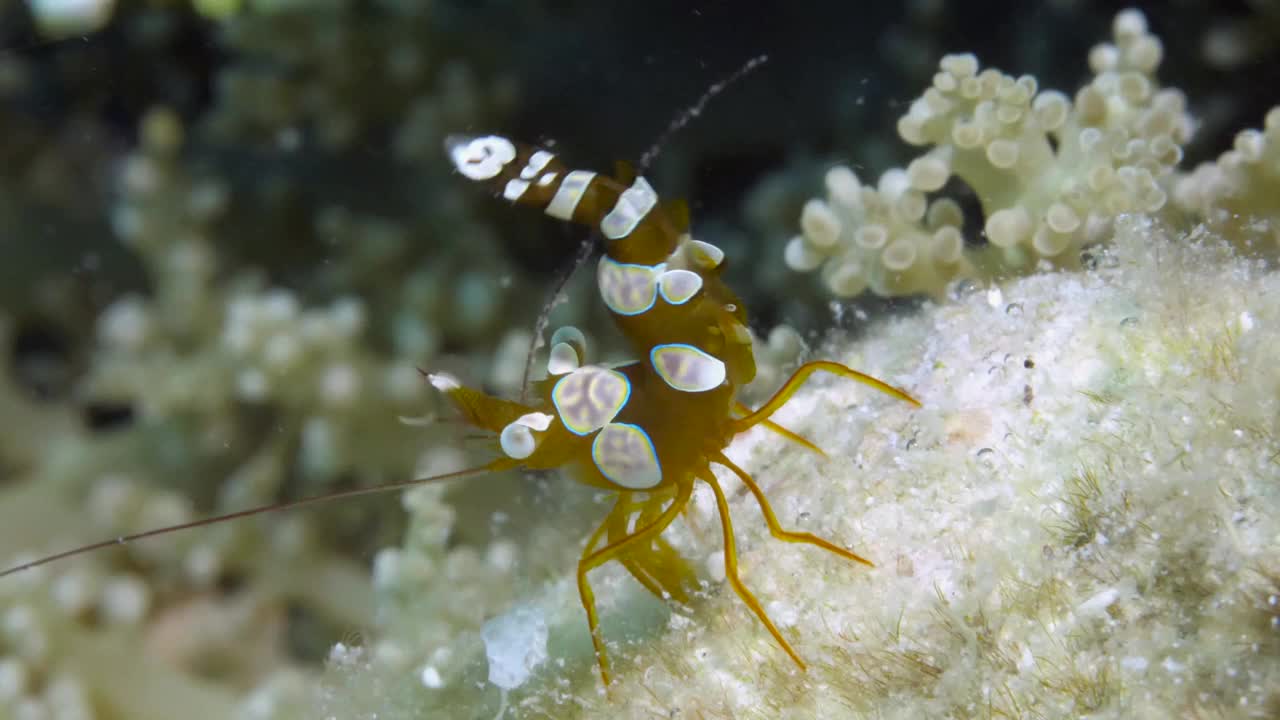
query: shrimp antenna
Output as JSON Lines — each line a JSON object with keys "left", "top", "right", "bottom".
{"left": 520, "top": 230, "right": 598, "bottom": 403}
{"left": 0, "top": 459, "right": 515, "bottom": 579}
{"left": 637, "top": 53, "right": 769, "bottom": 174}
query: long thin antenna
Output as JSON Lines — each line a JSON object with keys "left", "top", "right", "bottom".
{"left": 518, "top": 53, "right": 770, "bottom": 399}
{"left": 637, "top": 53, "right": 770, "bottom": 174}
{"left": 519, "top": 232, "right": 598, "bottom": 403}
{"left": 0, "top": 460, "right": 515, "bottom": 579}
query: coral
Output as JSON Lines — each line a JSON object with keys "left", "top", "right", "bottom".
{"left": 1, "top": 93, "right": 580, "bottom": 717}
{"left": 202, "top": 0, "right": 517, "bottom": 154}
{"left": 0, "top": 558, "right": 245, "bottom": 720}
{"left": 196, "top": 0, "right": 550, "bottom": 361}
{"left": 785, "top": 9, "right": 1201, "bottom": 298}
{"left": 1175, "top": 107, "right": 1280, "bottom": 252}
{"left": 0, "top": 1, "right": 596, "bottom": 713}
{"left": 359, "top": 215, "right": 1276, "bottom": 719}
{"left": 742, "top": 324, "right": 807, "bottom": 402}
{"left": 3, "top": 4, "right": 1280, "bottom": 719}
{"left": 0, "top": 105, "right": 441, "bottom": 717}
{"left": 785, "top": 163, "right": 971, "bottom": 297}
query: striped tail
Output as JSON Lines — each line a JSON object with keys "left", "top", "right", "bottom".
{"left": 444, "top": 134, "right": 679, "bottom": 265}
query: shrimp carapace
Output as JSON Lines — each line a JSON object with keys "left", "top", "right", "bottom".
{"left": 443, "top": 134, "right": 920, "bottom": 684}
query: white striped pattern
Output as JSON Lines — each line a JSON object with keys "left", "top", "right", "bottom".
{"left": 546, "top": 170, "right": 597, "bottom": 220}
{"left": 600, "top": 177, "right": 658, "bottom": 240}
{"left": 503, "top": 178, "right": 530, "bottom": 201}
{"left": 520, "top": 150, "right": 554, "bottom": 180}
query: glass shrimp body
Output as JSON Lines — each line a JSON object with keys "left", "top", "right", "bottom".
{"left": 443, "top": 135, "right": 920, "bottom": 685}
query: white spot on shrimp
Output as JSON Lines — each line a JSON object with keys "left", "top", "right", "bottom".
{"left": 428, "top": 372, "right": 461, "bottom": 392}
{"left": 600, "top": 176, "right": 658, "bottom": 240}
{"left": 651, "top": 343, "right": 726, "bottom": 392}
{"left": 500, "top": 423, "right": 535, "bottom": 459}
{"left": 445, "top": 135, "right": 517, "bottom": 181}
{"left": 503, "top": 177, "right": 530, "bottom": 201}
{"left": 658, "top": 269, "right": 703, "bottom": 305}
{"left": 520, "top": 150, "right": 554, "bottom": 179}
{"left": 545, "top": 170, "right": 596, "bottom": 220}
{"left": 592, "top": 422, "right": 662, "bottom": 489}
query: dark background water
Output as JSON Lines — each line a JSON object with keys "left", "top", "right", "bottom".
{"left": 0, "top": 0, "right": 1276, "bottom": 390}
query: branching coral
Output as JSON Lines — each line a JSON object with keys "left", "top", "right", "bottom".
{"left": 203, "top": 0, "right": 517, "bottom": 154}
{"left": 528, "top": 216, "right": 1280, "bottom": 720}
{"left": 1175, "top": 107, "right": 1280, "bottom": 252}
{"left": 4, "top": 5, "right": 1280, "bottom": 720}
{"left": 783, "top": 9, "right": 1274, "bottom": 300}
{"left": 302, "top": 213, "right": 1280, "bottom": 719}
{"left": 1, "top": 3, "right": 611, "bottom": 716}
{"left": 198, "top": 0, "right": 541, "bottom": 356}
{"left": 0, "top": 102, "right": 533, "bottom": 718}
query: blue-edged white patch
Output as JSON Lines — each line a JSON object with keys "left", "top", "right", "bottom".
{"left": 597, "top": 256, "right": 662, "bottom": 316}
{"left": 551, "top": 365, "right": 630, "bottom": 436}
{"left": 591, "top": 422, "right": 662, "bottom": 490}
{"left": 657, "top": 269, "right": 703, "bottom": 305}
{"left": 650, "top": 343, "right": 726, "bottom": 393}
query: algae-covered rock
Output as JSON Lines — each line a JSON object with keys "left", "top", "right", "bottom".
{"left": 360, "top": 216, "right": 1277, "bottom": 719}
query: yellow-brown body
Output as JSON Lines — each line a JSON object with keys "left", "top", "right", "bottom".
{"left": 442, "top": 134, "right": 921, "bottom": 685}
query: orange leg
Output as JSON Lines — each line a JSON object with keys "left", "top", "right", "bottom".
{"left": 608, "top": 498, "right": 669, "bottom": 601}
{"left": 612, "top": 499, "right": 695, "bottom": 605}
{"left": 733, "top": 400, "right": 826, "bottom": 458}
{"left": 577, "top": 481, "right": 693, "bottom": 685}
{"left": 697, "top": 468, "right": 807, "bottom": 671}
{"left": 615, "top": 538, "right": 694, "bottom": 606}
{"left": 731, "top": 361, "right": 920, "bottom": 436}
{"left": 618, "top": 553, "right": 668, "bottom": 602}
{"left": 715, "top": 452, "right": 873, "bottom": 567}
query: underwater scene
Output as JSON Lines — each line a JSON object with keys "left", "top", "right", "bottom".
{"left": 1, "top": 1, "right": 1278, "bottom": 718}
